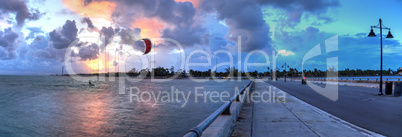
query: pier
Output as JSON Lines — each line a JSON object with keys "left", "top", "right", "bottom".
{"left": 231, "top": 81, "right": 381, "bottom": 137}
{"left": 184, "top": 81, "right": 254, "bottom": 137}
{"left": 183, "top": 80, "right": 402, "bottom": 137}
{"left": 260, "top": 80, "right": 402, "bottom": 136}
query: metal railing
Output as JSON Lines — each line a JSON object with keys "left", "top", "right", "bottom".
{"left": 183, "top": 80, "right": 254, "bottom": 137}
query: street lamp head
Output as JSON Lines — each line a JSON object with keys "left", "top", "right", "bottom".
{"left": 386, "top": 30, "right": 394, "bottom": 38}
{"left": 368, "top": 28, "right": 376, "bottom": 37}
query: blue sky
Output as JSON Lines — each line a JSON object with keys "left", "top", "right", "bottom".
{"left": 0, "top": 0, "right": 401, "bottom": 75}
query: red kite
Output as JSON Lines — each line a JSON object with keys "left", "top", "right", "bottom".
{"left": 142, "top": 38, "right": 152, "bottom": 55}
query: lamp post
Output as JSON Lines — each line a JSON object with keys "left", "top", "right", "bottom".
{"left": 282, "top": 63, "right": 289, "bottom": 82}
{"left": 368, "top": 18, "right": 394, "bottom": 95}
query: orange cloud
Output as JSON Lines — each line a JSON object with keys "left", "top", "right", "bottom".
{"left": 85, "top": 58, "right": 103, "bottom": 73}
{"left": 132, "top": 18, "right": 165, "bottom": 38}
{"left": 84, "top": 52, "right": 119, "bottom": 73}
{"left": 175, "top": 0, "right": 201, "bottom": 8}
{"left": 62, "top": 0, "right": 116, "bottom": 21}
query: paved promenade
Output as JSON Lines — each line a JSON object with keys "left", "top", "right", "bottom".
{"left": 231, "top": 81, "right": 383, "bottom": 137}
{"left": 266, "top": 80, "right": 402, "bottom": 137}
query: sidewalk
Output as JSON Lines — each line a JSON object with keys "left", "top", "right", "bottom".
{"left": 231, "top": 82, "right": 383, "bottom": 137}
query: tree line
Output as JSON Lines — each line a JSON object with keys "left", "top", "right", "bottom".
{"left": 269, "top": 67, "right": 397, "bottom": 77}
{"left": 127, "top": 66, "right": 264, "bottom": 77}
{"left": 126, "top": 66, "right": 399, "bottom": 78}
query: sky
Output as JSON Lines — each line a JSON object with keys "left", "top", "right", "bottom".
{"left": 0, "top": 0, "right": 401, "bottom": 75}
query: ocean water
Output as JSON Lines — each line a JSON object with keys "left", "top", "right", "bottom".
{"left": 0, "top": 75, "right": 250, "bottom": 136}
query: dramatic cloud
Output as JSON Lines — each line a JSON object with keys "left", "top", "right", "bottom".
{"left": 259, "top": 0, "right": 339, "bottom": 26}
{"left": 84, "top": 0, "right": 92, "bottom": 6}
{"left": 100, "top": 26, "right": 119, "bottom": 46}
{"left": 109, "top": 0, "right": 206, "bottom": 46}
{"left": 49, "top": 20, "right": 78, "bottom": 49}
{"left": 26, "top": 36, "right": 63, "bottom": 62}
{"left": 201, "top": 0, "right": 271, "bottom": 52}
{"left": 0, "top": 28, "right": 18, "bottom": 60}
{"left": 274, "top": 26, "right": 328, "bottom": 54}
{"left": 0, "top": 28, "right": 18, "bottom": 49}
{"left": 175, "top": 0, "right": 201, "bottom": 8}
{"left": 35, "top": 46, "right": 67, "bottom": 62}
{"left": 81, "top": 17, "right": 95, "bottom": 29}
{"left": 61, "top": 0, "right": 340, "bottom": 52}
{"left": 61, "top": 0, "right": 116, "bottom": 21}
{"left": 25, "top": 27, "right": 43, "bottom": 40}
{"left": 130, "top": 18, "right": 165, "bottom": 38}
{"left": 78, "top": 43, "right": 99, "bottom": 61}
{"left": 118, "top": 28, "right": 141, "bottom": 45}
{"left": 162, "top": 26, "right": 205, "bottom": 46}
{"left": 29, "top": 35, "right": 47, "bottom": 50}
{"left": 0, "top": 0, "right": 43, "bottom": 26}
{"left": 256, "top": 0, "right": 339, "bottom": 12}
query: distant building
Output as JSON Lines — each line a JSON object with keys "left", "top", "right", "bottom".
{"left": 398, "top": 67, "right": 402, "bottom": 75}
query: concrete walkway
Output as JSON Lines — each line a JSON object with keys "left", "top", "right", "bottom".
{"left": 231, "top": 82, "right": 383, "bottom": 137}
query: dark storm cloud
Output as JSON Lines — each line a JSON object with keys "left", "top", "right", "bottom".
{"left": 201, "top": 0, "right": 271, "bottom": 52}
{"left": 0, "top": 27, "right": 18, "bottom": 60}
{"left": 0, "top": 28, "right": 19, "bottom": 48}
{"left": 151, "top": 0, "right": 195, "bottom": 25}
{"left": 81, "top": 17, "right": 95, "bottom": 29}
{"left": 84, "top": 0, "right": 92, "bottom": 6}
{"left": 29, "top": 36, "right": 66, "bottom": 62}
{"left": 49, "top": 20, "right": 78, "bottom": 49}
{"left": 113, "top": 0, "right": 195, "bottom": 25}
{"left": 78, "top": 43, "right": 99, "bottom": 61}
{"left": 162, "top": 27, "right": 205, "bottom": 46}
{"left": 256, "top": 0, "right": 339, "bottom": 12}
{"left": 77, "top": 0, "right": 338, "bottom": 52}
{"left": 72, "top": 0, "right": 206, "bottom": 47}
{"left": 100, "top": 26, "right": 118, "bottom": 46}
{"left": 132, "top": 40, "right": 146, "bottom": 53}
{"left": 35, "top": 46, "right": 67, "bottom": 62}
{"left": 117, "top": 28, "right": 151, "bottom": 52}
{"left": 28, "top": 9, "right": 43, "bottom": 20}
{"left": 155, "top": 1, "right": 206, "bottom": 46}
{"left": 111, "top": 0, "right": 206, "bottom": 46}
{"left": 0, "top": 0, "right": 43, "bottom": 26}
{"left": 118, "top": 28, "right": 141, "bottom": 45}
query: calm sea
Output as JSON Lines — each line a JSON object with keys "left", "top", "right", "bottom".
{"left": 0, "top": 75, "right": 249, "bottom": 136}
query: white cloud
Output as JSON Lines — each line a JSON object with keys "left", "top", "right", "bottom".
{"left": 278, "top": 49, "right": 295, "bottom": 56}
{"left": 384, "top": 45, "right": 402, "bottom": 55}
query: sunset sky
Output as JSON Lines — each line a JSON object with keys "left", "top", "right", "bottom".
{"left": 0, "top": 0, "right": 401, "bottom": 75}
